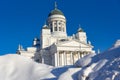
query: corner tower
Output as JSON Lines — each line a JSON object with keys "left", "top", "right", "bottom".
{"left": 47, "top": 2, "right": 67, "bottom": 38}
{"left": 76, "top": 27, "right": 87, "bottom": 43}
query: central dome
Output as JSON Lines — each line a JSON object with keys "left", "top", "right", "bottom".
{"left": 48, "top": 9, "right": 64, "bottom": 17}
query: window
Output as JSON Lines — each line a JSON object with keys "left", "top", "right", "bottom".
{"left": 59, "top": 23, "right": 61, "bottom": 25}
{"left": 59, "top": 27, "right": 61, "bottom": 31}
{"left": 50, "top": 28, "right": 53, "bottom": 32}
{"left": 50, "top": 23, "right": 52, "bottom": 27}
{"left": 54, "top": 22, "right": 57, "bottom": 27}
{"left": 54, "top": 27, "right": 57, "bottom": 31}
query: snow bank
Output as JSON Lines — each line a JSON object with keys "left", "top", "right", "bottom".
{"left": 77, "top": 40, "right": 120, "bottom": 80}
{"left": 0, "top": 54, "right": 81, "bottom": 80}
{"left": 75, "top": 53, "right": 96, "bottom": 67}
{"left": 58, "top": 67, "right": 81, "bottom": 80}
{"left": 0, "top": 54, "right": 55, "bottom": 80}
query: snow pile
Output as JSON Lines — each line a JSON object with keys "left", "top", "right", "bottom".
{"left": 0, "top": 54, "right": 55, "bottom": 80}
{"left": 0, "top": 54, "right": 80, "bottom": 80}
{"left": 75, "top": 53, "right": 96, "bottom": 67}
{"left": 77, "top": 40, "right": 120, "bottom": 80}
{"left": 58, "top": 67, "right": 81, "bottom": 80}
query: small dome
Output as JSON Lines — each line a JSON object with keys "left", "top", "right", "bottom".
{"left": 34, "top": 38, "right": 40, "bottom": 41}
{"left": 48, "top": 9, "right": 64, "bottom": 17}
{"left": 43, "top": 25, "right": 49, "bottom": 29}
{"left": 78, "top": 28, "right": 84, "bottom": 32}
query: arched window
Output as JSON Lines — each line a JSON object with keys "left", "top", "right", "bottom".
{"left": 55, "top": 27, "right": 57, "bottom": 31}
{"left": 59, "top": 27, "right": 61, "bottom": 31}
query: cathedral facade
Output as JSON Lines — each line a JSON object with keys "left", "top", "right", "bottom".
{"left": 17, "top": 3, "right": 95, "bottom": 66}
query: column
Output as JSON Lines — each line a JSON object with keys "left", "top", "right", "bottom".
{"left": 52, "top": 21, "right": 54, "bottom": 32}
{"left": 61, "top": 52, "right": 64, "bottom": 66}
{"left": 78, "top": 52, "right": 80, "bottom": 59}
{"left": 70, "top": 51, "right": 73, "bottom": 65}
{"left": 73, "top": 52, "right": 74, "bottom": 63}
{"left": 55, "top": 53, "right": 57, "bottom": 66}
{"left": 56, "top": 21, "right": 59, "bottom": 31}
{"left": 57, "top": 51, "right": 59, "bottom": 66}
{"left": 64, "top": 51, "right": 66, "bottom": 66}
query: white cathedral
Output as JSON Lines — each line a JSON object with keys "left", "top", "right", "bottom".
{"left": 17, "top": 3, "right": 95, "bottom": 67}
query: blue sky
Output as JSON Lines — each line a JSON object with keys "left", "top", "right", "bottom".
{"left": 0, "top": 0, "right": 120, "bottom": 55}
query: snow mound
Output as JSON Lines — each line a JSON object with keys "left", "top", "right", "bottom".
{"left": 58, "top": 67, "right": 81, "bottom": 80}
{"left": 77, "top": 40, "right": 120, "bottom": 80}
{"left": 0, "top": 54, "right": 54, "bottom": 80}
{"left": 75, "top": 53, "right": 96, "bottom": 67}
{"left": 0, "top": 54, "right": 81, "bottom": 80}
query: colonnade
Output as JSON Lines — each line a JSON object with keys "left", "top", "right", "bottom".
{"left": 49, "top": 20, "right": 66, "bottom": 32}
{"left": 55, "top": 51, "right": 90, "bottom": 66}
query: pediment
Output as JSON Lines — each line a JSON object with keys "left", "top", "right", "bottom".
{"left": 57, "top": 40, "right": 91, "bottom": 48}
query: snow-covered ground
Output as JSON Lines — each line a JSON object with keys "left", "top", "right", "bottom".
{"left": 76, "top": 40, "right": 120, "bottom": 80}
{"left": 0, "top": 54, "right": 55, "bottom": 80}
{"left": 0, "top": 40, "right": 120, "bottom": 80}
{"left": 0, "top": 54, "right": 80, "bottom": 80}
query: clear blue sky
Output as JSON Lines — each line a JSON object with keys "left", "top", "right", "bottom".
{"left": 0, "top": 0, "right": 120, "bottom": 55}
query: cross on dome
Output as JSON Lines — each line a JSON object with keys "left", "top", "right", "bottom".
{"left": 55, "top": 1, "right": 57, "bottom": 9}
{"left": 78, "top": 24, "right": 84, "bottom": 32}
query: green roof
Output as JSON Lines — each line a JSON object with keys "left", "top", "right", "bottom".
{"left": 48, "top": 9, "right": 64, "bottom": 17}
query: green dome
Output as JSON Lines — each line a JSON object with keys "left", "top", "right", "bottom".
{"left": 48, "top": 9, "right": 64, "bottom": 17}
